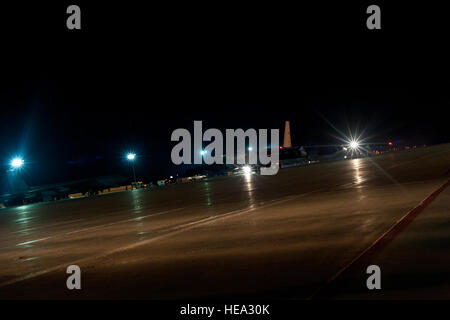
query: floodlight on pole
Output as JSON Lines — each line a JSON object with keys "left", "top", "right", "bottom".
{"left": 126, "top": 153, "right": 137, "bottom": 184}
{"left": 10, "top": 157, "right": 24, "bottom": 169}
{"left": 349, "top": 140, "right": 359, "bottom": 150}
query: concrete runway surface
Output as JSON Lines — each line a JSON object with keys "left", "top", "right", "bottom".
{"left": 0, "top": 144, "right": 449, "bottom": 299}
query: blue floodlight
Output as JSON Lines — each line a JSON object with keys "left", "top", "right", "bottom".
{"left": 10, "top": 157, "right": 24, "bottom": 169}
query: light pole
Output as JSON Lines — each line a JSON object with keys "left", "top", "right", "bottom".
{"left": 348, "top": 140, "right": 360, "bottom": 159}
{"left": 7, "top": 157, "right": 25, "bottom": 201}
{"left": 127, "top": 153, "right": 137, "bottom": 185}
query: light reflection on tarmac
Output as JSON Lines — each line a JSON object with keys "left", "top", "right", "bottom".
{"left": 0, "top": 144, "right": 449, "bottom": 299}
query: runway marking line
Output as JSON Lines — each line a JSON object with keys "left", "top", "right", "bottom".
{"left": 0, "top": 207, "right": 188, "bottom": 250}
{"left": 308, "top": 178, "right": 450, "bottom": 300}
{"left": 64, "top": 207, "right": 187, "bottom": 235}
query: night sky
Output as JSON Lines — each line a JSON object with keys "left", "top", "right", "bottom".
{"left": 0, "top": 2, "right": 448, "bottom": 189}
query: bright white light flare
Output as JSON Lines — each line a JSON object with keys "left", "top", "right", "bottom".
{"left": 11, "top": 158, "right": 24, "bottom": 168}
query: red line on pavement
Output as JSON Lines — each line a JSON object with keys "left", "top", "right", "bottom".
{"left": 309, "top": 179, "right": 450, "bottom": 300}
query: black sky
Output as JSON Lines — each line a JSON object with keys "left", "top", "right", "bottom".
{"left": 0, "top": 2, "right": 449, "bottom": 188}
